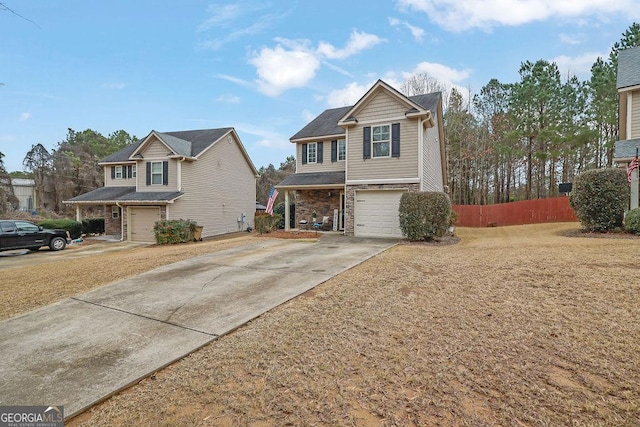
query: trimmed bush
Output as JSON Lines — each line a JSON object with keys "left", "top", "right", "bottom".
{"left": 38, "top": 219, "right": 82, "bottom": 239}
{"left": 153, "top": 219, "right": 197, "bottom": 244}
{"left": 624, "top": 208, "right": 640, "bottom": 234}
{"left": 255, "top": 212, "right": 281, "bottom": 234}
{"left": 399, "top": 191, "right": 451, "bottom": 241}
{"left": 82, "top": 218, "right": 105, "bottom": 234}
{"left": 569, "top": 168, "right": 629, "bottom": 232}
{"left": 273, "top": 202, "right": 295, "bottom": 229}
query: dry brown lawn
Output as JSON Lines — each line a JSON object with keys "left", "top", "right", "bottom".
{"left": 4, "top": 223, "right": 640, "bottom": 426}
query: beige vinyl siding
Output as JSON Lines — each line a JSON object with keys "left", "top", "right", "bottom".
{"left": 104, "top": 164, "right": 137, "bottom": 187}
{"left": 137, "top": 138, "right": 179, "bottom": 191}
{"left": 422, "top": 124, "right": 444, "bottom": 191}
{"left": 169, "top": 135, "right": 256, "bottom": 237}
{"left": 346, "top": 120, "right": 419, "bottom": 181}
{"left": 631, "top": 90, "right": 640, "bottom": 139}
{"left": 354, "top": 90, "right": 408, "bottom": 122}
{"left": 296, "top": 141, "right": 346, "bottom": 173}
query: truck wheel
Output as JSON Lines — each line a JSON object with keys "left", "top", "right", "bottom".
{"left": 49, "top": 237, "right": 67, "bottom": 251}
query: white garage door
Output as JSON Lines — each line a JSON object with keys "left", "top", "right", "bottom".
{"left": 129, "top": 207, "right": 161, "bottom": 242}
{"left": 354, "top": 190, "right": 406, "bottom": 238}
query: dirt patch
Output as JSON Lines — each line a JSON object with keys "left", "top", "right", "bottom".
{"left": 255, "top": 230, "right": 321, "bottom": 239}
{"left": 8, "top": 222, "right": 640, "bottom": 426}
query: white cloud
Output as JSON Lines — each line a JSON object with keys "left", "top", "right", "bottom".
{"left": 317, "top": 30, "right": 384, "bottom": 59}
{"left": 397, "top": 0, "right": 640, "bottom": 32}
{"left": 250, "top": 44, "right": 321, "bottom": 96}
{"left": 19, "top": 112, "right": 31, "bottom": 121}
{"left": 552, "top": 51, "right": 606, "bottom": 79}
{"left": 389, "top": 17, "right": 425, "bottom": 42}
{"left": 250, "top": 30, "right": 383, "bottom": 97}
{"left": 216, "top": 74, "right": 253, "bottom": 88}
{"left": 197, "top": 3, "right": 243, "bottom": 31}
{"left": 301, "top": 109, "right": 317, "bottom": 123}
{"left": 326, "top": 82, "right": 372, "bottom": 107}
{"left": 236, "top": 123, "right": 290, "bottom": 149}
{"left": 559, "top": 32, "right": 586, "bottom": 45}
{"left": 216, "top": 94, "right": 241, "bottom": 104}
{"left": 409, "top": 61, "right": 471, "bottom": 83}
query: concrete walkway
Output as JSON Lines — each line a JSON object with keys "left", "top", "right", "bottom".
{"left": 0, "top": 234, "right": 396, "bottom": 419}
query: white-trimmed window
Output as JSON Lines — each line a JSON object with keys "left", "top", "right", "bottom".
{"left": 132, "top": 165, "right": 137, "bottom": 178}
{"left": 372, "top": 125, "right": 390, "bottom": 158}
{"left": 114, "top": 165, "right": 123, "bottom": 179}
{"left": 307, "top": 142, "right": 317, "bottom": 164}
{"left": 151, "top": 161, "right": 163, "bottom": 185}
{"left": 338, "top": 139, "right": 346, "bottom": 161}
{"left": 112, "top": 206, "right": 120, "bottom": 219}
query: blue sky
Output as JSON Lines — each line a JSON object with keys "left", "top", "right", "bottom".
{"left": 1, "top": 0, "right": 638, "bottom": 173}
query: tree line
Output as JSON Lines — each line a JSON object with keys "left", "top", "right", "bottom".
{"left": 437, "top": 23, "right": 640, "bottom": 205}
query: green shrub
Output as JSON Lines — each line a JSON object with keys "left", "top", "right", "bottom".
{"left": 255, "top": 212, "right": 281, "bottom": 234}
{"left": 273, "top": 202, "right": 295, "bottom": 229}
{"left": 153, "top": 219, "right": 197, "bottom": 244}
{"left": 399, "top": 191, "right": 451, "bottom": 241}
{"left": 569, "top": 168, "right": 629, "bottom": 232}
{"left": 624, "top": 208, "right": 640, "bottom": 234}
{"left": 38, "top": 219, "right": 82, "bottom": 239}
{"left": 81, "top": 218, "right": 105, "bottom": 234}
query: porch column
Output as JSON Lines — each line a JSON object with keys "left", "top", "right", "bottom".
{"left": 284, "top": 190, "right": 290, "bottom": 231}
{"left": 632, "top": 167, "right": 639, "bottom": 210}
{"left": 75, "top": 205, "right": 81, "bottom": 222}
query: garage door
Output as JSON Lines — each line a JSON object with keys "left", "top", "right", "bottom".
{"left": 354, "top": 190, "right": 406, "bottom": 238}
{"left": 129, "top": 207, "right": 161, "bottom": 242}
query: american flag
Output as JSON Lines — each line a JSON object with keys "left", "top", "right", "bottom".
{"left": 266, "top": 186, "right": 279, "bottom": 216}
{"left": 627, "top": 157, "right": 639, "bottom": 184}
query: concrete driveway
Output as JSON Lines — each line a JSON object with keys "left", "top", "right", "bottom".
{"left": 0, "top": 234, "right": 396, "bottom": 419}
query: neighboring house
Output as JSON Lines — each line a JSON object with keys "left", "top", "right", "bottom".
{"left": 65, "top": 128, "right": 258, "bottom": 242}
{"left": 11, "top": 178, "right": 36, "bottom": 212}
{"left": 613, "top": 46, "right": 640, "bottom": 209}
{"left": 276, "top": 79, "right": 447, "bottom": 238}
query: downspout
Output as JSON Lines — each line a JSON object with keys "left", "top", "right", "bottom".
{"left": 177, "top": 156, "right": 186, "bottom": 192}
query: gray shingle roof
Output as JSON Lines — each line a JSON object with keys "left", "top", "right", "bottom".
{"left": 290, "top": 92, "right": 441, "bottom": 141}
{"left": 277, "top": 171, "right": 345, "bottom": 188}
{"left": 290, "top": 107, "right": 351, "bottom": 141}
{"left": 614, "top": 138, "right": 640, "bottom": 159}
{"left": 65, "top": 186, "right": 183, "bottom": 204}
{"left": 101, "top": 128, "right": 233, "bottom": 163}
{"left": 617, "top": 46, "right": 640, "bottom": 89}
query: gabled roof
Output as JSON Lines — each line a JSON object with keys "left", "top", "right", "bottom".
{"left": 617, "top": 46, "right": 640, "bottom": 90}
{"left": 102, "top": 128, "right": 234, "bottom": 163}
{"left": 65, "top": 186, "right": 183, "bottom": 205}
{"left": 290, "top": 80, "right": 441, "bottom": 142}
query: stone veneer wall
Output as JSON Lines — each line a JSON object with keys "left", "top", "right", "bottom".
{"left": 295, "top": 190, "right": 341, "bottom": 230}
{"left": 104, "top": 204, "right": 122, "bottom": 237}
{"left": 344, "top": 183, "right": 420, "bottom": 235}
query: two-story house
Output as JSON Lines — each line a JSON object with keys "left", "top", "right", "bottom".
{"left": 65, "top": 128, "right": 257, "bottom": 242}
{"left": 613, "top": 46, "right": 640, "bottom": 209}
{"left": 277, "top": 79, "right": 447, "bottom": 238}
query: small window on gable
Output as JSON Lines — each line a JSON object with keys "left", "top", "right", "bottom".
{"left": 372, "top": 125, "right": 390, "bottom": 158}
{"left": 151, "top": 161, "right": 163, "bottom": 185}
{"left": 114, "top": 166, "right": 123, "bottom": 179}
{"left": 307, "top": 142, "right": 317, "bottom": 164}
{"left": 112, "top": 206, "right": 120, "bottom": 219}
{"left": 338, "top": 139, "right": 346, "bottom": 161}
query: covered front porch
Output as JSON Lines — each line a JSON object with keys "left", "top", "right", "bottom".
{"left": 277, "top": 171, "right": 346, "bottom": 233}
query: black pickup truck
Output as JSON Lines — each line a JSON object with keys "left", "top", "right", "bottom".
{"left": 0, "top": 220, "right": 71, "bottom": 252}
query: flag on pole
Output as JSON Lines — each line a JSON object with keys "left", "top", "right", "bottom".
{"left": 265, "top": 186, "right": 279, "bottom": 216}
{"left": 627, "top": 157, "right": 639, "bottom": 184}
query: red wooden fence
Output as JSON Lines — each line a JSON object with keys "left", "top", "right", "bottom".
{"left": 452, "top": 196, "right": 578, "bottom": 227}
